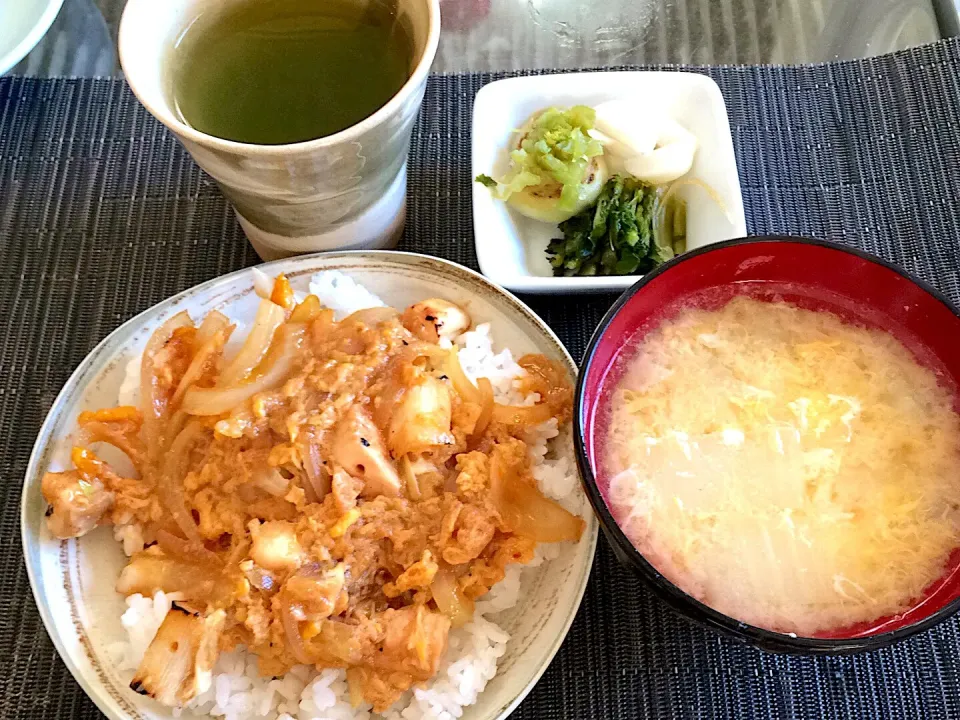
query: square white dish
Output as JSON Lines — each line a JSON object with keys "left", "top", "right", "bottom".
{"left": 471, "top": 71, "right": 747, "bottom": 294}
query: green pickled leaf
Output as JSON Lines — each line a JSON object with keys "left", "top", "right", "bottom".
{"left": 601, "top": 247, "right": 618, "bottom": 270}
{"left": 615, "top": 253, "right": 642, "bottom": 275}
{"left": 545, "top": 174, "right": 674, "bottom": 277}
{"left": 591, "top": 193, "right": 611, "bottom": 239}
{"left": 649, "top": 238, "right": 675, "bottom": 265}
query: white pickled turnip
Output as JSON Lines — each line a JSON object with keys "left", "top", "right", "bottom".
{"left": 592, "top": 100, "right": 698, "bottom": 184}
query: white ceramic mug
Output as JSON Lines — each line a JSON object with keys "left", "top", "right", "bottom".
{"left": 118, "top": 0, "right": 440, "bottom": 260}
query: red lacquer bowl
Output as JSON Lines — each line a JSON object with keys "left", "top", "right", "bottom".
{"left": 574, "top": 236, "right": 960, "bottom": 652}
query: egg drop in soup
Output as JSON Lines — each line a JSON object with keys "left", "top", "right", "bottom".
{"left": 601, "top": 296, "right": 960, "bottom": 636}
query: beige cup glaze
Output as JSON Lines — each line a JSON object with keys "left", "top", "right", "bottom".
{"left": 119, "top": 0, "right": 440, "bottom": 260}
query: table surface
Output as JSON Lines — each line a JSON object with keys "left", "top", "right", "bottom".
{"left": 5, "top": 43, "right": 960, "bottom": 715}
{"left": 10, "top": 0, "right": 959, "bottom": 77}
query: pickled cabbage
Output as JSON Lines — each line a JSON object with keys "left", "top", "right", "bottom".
{"left": 477, "top": 106, "right": 604, "bottom": 211}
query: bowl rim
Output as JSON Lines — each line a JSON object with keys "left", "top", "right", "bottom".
{"left": 573, "top": 234, "right": 960, "bottom": 653}
{"left": 22, "top": 249, "right": 599, "bottom": 719}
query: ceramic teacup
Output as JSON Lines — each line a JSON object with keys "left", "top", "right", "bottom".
{"left": 119, "top": 0, "right": 440, "bottom": 260}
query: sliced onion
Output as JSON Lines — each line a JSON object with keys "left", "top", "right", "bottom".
{"left": 78, "top": 418, "right": 145, "bottom": 472}
{"left": 141, "top": 311, "right": 193, "bottom": 453}
{"left": 473, "top": 378, "right": 494, "bottom": 437}
{"left": 340, "top": 307, "right": 398, "bottom": 327}
{"left": 217, "top": 299, "right": 285, "bottom": 387}
{"left": 430, "top": 566, "right": 474, "bottom": 628}
{"left": 300, "top": 434, "right": 330, "bottom": 501}
{"left": 156, "top": 528, "right": 221, "bottom": 567}
{"left": 157, "top": 409, "right": 188, "bottom": 459}
{"left": 280, "top": 595, "right": 315, "bottom": 664}
{"left": 490, "top": 451, "right": 584, "bottom": 543}
{"left": 195, "top": 310, "right": 231, "bottom": 346}
{"left": 182, "top": 326, "right": 305, "bottom": 416}
{"left": 346, "top": 669, "right": 364, "bottom": 707}
{"left": 444, "top": 350, "right": 494, "bottom": 438}
{"left": 160, "top": 420, "right": 206, "bottom": 544}
{"left": 224, "top": 537, "right": 251, "bottom": 567}
{"left": 491, "top": 355, "right": 569, "bottom": 426}
{"left": 518, "top": 354, "right": 570, "bottom": 406}
{"left": 654, "top": 176, "right": 733, "bottom": 253}
{"left": 251, "top": 268, "right": 273, "bottom": 300}
{"left": 171, "top": 325, "right": 234, "bottom": 408}
{"left": 245, "top": 565, "right": 278, "bottom": 594}
{"left": 310, "top": 309, "right": 337, "bottom": 347}
{"left": 290, "top": 294, "right": 322, "bottom": 324}
{"left": 399, "top": 455, "right": 421, "bottom": 500}
{"left": 444, "top": 349, "right": 480, "bottom": 404}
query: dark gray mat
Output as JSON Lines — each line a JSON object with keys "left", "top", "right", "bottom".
{"left": 3, "top": 38, "right": 960, "bottom": 719}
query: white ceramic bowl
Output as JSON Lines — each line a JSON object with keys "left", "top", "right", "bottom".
{"left": 0, "top": 0, "right": 64, "bottom": 74}
{"left": 471, "top": 72, "right": 747, "bottom": 294}
{"left": 21, "top": 251, "right": 599, "bottom": 720}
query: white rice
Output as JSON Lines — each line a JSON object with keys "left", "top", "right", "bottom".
{"left": 111, "top": 271, "right": 580, "bottom": 720}
{"left": 308, "top": 270, "right": 386, "bottom": 320}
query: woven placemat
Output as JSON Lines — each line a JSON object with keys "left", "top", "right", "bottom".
{"left": 3, "top": 38, "right": 960, "bottom": 719}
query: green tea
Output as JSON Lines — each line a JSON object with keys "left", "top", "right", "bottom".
{"left": 170, "top": 0, "right": 413, "bottom": 145}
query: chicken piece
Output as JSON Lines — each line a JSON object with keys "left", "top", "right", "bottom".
{"left": 367, "top": 605, "right": 451, "bottom": 681}
{"left": 388, "top": 376, "right": 454, "bottom": 457}
{"left": 116, "top": 548, "right": 220, "bottom": 599}
{"left": 130, "top": 605, "right": 226, "bottom": 706}
{"left": 401, "top": 299, "right": 471, "bottom": 344}
{"left": 68, "top": 445, "right": 154, "bottom": 527}
{"left": 249, "top": 520, "right": 304, "bottom": 573}
{"left": 41, "top": 469, "right": 115, "bottom": 539}
{"left": 441, "top": 505, "right": 497, "bottom": 566}
{"left": 331, "top": 465, "right": 362, "bottom": 514}
{"left": 331, "top": 406, "right": 401, "bottom": 498}
{"left": 283, "top": 563, "right": 346, "bottom": 620}
{"left": 384, "top": 550, "right": 439, "bottom": 597}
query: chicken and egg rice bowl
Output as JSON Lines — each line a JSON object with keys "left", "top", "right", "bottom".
{"left": 41, "top": 270, "right": 586, "bottom": 720}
